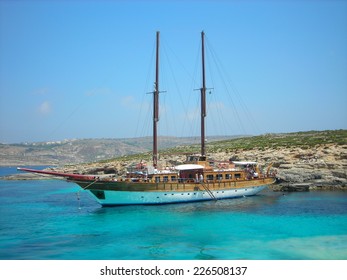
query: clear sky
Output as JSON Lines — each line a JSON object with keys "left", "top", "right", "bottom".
{"left": 1, "top": 0, "right": 346, "bottom": 143}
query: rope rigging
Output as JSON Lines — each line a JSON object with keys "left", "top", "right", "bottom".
{"left": 204, "top": 35, "right": 260, "bottom": 135}
{"left": 135, "top": 32, "right": 260, "bottom": 149}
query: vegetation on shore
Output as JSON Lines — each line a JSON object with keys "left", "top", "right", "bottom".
{"left": 98, "top": 130, "right": 347, "bottom": 164}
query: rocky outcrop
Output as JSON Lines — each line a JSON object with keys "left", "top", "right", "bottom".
{"left": 255, "top": 144, "right": 347, "bottom": 191}
{"left": 277, "top": 183, "right": 311, "bottom": 192}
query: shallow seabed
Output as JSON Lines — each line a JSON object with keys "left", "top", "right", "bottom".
{"left": 0, "top": 178, "right": 346, "bottom": 260}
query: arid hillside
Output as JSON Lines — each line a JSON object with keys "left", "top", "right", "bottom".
{"left": 0, "top": 136, "right": 233, "bottom": 166}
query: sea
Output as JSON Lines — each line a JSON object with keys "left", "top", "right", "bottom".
{"left": 0, "top": 166, "right": 346, "bottom": 260}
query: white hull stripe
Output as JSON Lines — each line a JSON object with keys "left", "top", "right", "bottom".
{"left": 88, "top": 185, "right": 268, "bottom": 206}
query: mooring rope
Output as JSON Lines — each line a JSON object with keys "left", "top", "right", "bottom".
{"left": 76, "top": 179, "right": 99, "bottom": 209}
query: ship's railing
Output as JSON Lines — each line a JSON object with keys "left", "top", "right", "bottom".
{"left": 121, "top": 171, "right": 274, "bottom": 184}
{"left": 151, "top": 176, "right": 275, "bottom": 191}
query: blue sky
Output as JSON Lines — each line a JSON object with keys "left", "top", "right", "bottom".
{"left": 0, "top": 0, "right": 346, "bottom": 143}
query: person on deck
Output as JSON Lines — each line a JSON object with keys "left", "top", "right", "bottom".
{"left": 199, "top": 173, "right": 204, "bottom": 183}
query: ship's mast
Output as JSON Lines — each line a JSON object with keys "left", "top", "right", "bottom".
{"left": 200, "top": 31, "right": 206, "bottom": 157}
{"left": 153, "top": 31, "right": 160, "bottom": 168}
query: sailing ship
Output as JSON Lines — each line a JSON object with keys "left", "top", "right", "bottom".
{"left": 18, "top": 31, "right": 275, "bottom": 206}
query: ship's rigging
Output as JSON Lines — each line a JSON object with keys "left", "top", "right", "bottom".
{"left": 135, "top": 31, "right": 259, "bottom": 154}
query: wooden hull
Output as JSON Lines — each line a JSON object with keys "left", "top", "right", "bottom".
{"left": 17, "top": 167, "right": 276, "bottom": 206}
{"left": 74, "top": 177, "right": 275, "bottom": 206}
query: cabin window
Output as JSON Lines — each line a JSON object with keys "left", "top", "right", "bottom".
{"left": 187, "top": 156, "right": 198, "bottom": 162}
{"left": 171, "top": 176, "right": 177, "bottom": 181}
{"left": 163, "top": 176, "right": 169, "bottom": 182}
{"left": 216, "top": 174, "right": 223, "bottom": 180}
{"left": 155, "top": 176, "right": 160, "bottom": 183}
{"left": 235, "top": 173, "right": 241, "bottom": 179}
{"left": 207, "top": 174, "right": 214, "bottom": 181}
{"left": 225, "top": 174, "right": 232, "bottom": 179}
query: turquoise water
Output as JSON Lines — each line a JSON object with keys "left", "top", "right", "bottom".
{"left": 0, "top": 169, "right": 346, "bottom": 260}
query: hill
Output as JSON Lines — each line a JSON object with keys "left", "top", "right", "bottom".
{"left": 0, "top": 135, "right": 235, "bottom": 166}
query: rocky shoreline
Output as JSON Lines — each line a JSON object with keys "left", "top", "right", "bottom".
{"left": 4, "top": 143, "right": 347, "bottom": 192}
